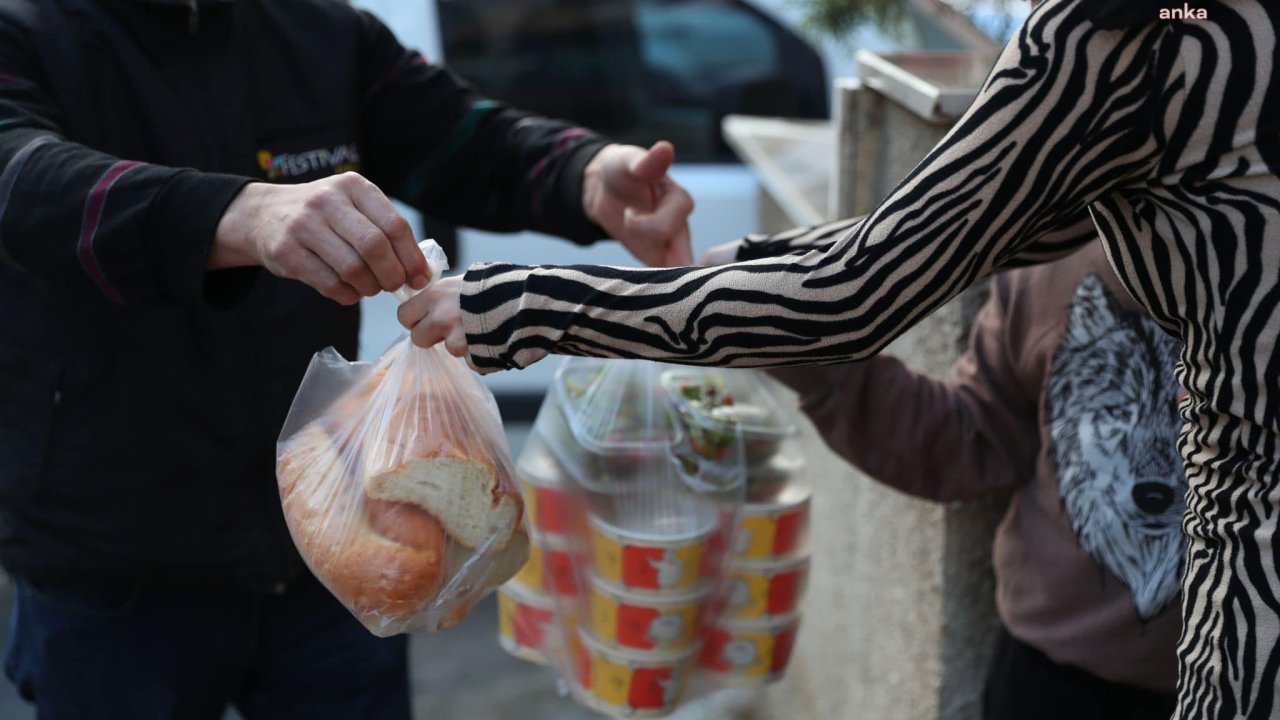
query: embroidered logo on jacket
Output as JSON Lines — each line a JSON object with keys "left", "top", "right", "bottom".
{"left": 256, "top": 143, "right": 361, "bottom": 181}
{"left": 1045, "top": 274, "right": 1185, "bottom": 620}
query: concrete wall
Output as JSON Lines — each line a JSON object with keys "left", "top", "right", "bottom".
{"left": 748, "top": 79, "right": 1005, "bottom": 720}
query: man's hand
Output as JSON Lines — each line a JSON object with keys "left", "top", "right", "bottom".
{"left": 582, "top": 141, "right": 694, "bottom": 267}
{"left": 210, "top": 173, "right": 430, "bottom": 305}
{"left": 397, "top": 276, "right": 473, "bottom": 364}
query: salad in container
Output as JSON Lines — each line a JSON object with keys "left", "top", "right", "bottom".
{"left": 661, "top": 370, "right": 796, "bottom": 470}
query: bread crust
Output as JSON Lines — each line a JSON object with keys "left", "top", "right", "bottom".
{"left": 278, "top": 424, "right": 446, "bottom": 629}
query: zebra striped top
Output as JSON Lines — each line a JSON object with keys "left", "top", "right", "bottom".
{"left": 460, "top": 1, "right": 1280, "bottom": 714}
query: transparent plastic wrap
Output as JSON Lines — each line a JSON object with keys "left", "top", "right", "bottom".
{"left": 497, "top": 360, "right": 814, "bottom": 718}
{"left": 276, "top": 241, "right": 528, "bottom": 637}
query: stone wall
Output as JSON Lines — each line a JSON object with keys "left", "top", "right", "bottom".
{"left": 746, "top": 78, "right": 1006, "bottom": 720}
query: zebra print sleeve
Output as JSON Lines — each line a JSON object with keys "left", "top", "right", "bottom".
{"left": 734, "top": 217, "right": 862, "bottom": 261}
{"left": 460, "top": 0, "right": 1171, "bottom": 372}
{"left": 734, "top": 206, "right": 1097, "bottom": 266}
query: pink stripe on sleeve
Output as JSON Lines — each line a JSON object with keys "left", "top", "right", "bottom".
{"left": 78, "top": 161, "right": 141, "bottom": 304}
{"left": 528, "top": 128, "right": 589, "bottom": 224}
{"left": 0, "top": 72, "right": 32, "bottom": 90}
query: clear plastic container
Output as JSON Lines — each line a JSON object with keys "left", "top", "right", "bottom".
{"left": 536, "top": 359, "right": 682, "bottom": 491}
{"left": 501, "top": 360, "right": 824, "bottom": 718}
{"left": 660, "top": 369, "right": 796, "bottom": 469}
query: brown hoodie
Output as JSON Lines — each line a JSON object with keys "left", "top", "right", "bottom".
{"left": 769, "top": 243, "right": 1183, "bottom": 694}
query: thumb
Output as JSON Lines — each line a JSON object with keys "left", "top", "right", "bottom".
{"left": 629, "top": 141, "right": 676, "bottom": 183}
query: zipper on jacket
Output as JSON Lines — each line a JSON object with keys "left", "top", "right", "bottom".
{"left": 186, "top": 0, "right": 198, "bottom": 34}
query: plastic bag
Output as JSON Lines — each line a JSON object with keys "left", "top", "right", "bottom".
{"left": 496, "top": 359, "right": 814, "bottom": 718}
{"left": 276, "top": 241, "right": 528, "bottom": 637}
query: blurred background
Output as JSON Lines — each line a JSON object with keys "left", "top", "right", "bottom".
{"left": 354, "top": 0, "right": 1028, "bottom": 416}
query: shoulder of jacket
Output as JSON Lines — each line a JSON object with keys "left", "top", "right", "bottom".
{"left": 0, "top": 0, "right": 42, "bottom": 28}
{"left": 0, "top": 0, "right": 51, "bottom": 59}
{"left": 253, "top": 0, "right": 364, "bottom": 29}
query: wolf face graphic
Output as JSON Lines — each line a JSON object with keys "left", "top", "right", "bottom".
{"left": 1044, "top": 274, "right": 1185, "bottom": 620}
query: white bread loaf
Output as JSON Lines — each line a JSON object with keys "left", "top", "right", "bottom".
{"left": 280, "top": 362, "right": 528, "bottom": 634}
{"left": 361, "top": 390, "right": 522, "bottom": 550}
{"left": 277, "top": 424, "right": 446, "bottom": 632}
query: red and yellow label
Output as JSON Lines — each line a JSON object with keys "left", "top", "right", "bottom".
{"left": 589, "top": 586, "right": 700, "bottom": 651}
{"left": 699, "top": 622, "right": 799, "bottom": 679}
{"left": 521, "top": 480, "right": 584, "bottom": 537}
{"left": 514, "top": 542, "right": 583, "bottom": 597}
{"left": 736, "top": 506, "right": 807, "bottom": 560}
{"left": 513, "top": 544, "right": 545, "bottom": 592}
{"left": 590, "top": 526, "right": 705, "bottom": 592}
{"left": 579, "top": 643, "right": 686, "bottom": 711}
{"left": 497, "top": 587, "right": 554, "bottom": 664}
{"left": 725, "top": 564, "right": 806, "bottom": 620}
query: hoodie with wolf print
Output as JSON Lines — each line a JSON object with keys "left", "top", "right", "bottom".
{"left": 769, "top": 244, "right": 1184, "bottom": 694}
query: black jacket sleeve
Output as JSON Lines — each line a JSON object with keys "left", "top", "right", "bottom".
{"left": 355, "top": 11, "right": 608, "bottom": 245}
{"left": 0, "top": 17, "right": 252, "bottom": 306}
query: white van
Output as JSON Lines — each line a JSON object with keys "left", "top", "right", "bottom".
{"left": 351, "top": 0, "right": 1006, "bottom": 413}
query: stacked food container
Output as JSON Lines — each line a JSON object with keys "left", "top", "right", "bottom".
{"left": 661, "top": 369, "right": 812, "bottom": 688}
{"left": 497, "top": 439, "right": 581, "bottom": 666}
{"left": 498, "top": 360, "right": 811, "bottom": 718}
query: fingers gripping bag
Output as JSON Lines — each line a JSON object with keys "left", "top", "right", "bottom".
{"left": 276, "top": 240, "right": 528, "bottom": 637}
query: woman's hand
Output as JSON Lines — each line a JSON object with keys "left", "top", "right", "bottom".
{"left": 397, "top": 276, "right": 474, "bottom": 366}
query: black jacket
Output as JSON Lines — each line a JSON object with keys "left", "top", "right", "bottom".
{"left": 0, "top": 0, "right": 606, "bottom": 591}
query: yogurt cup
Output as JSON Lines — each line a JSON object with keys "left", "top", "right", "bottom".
{"left": 698, "top": 613, "right": 801, "bottom": 685}
{"left": 514, "top": 534, "right": 588, "bottom": 598}
{"left": 572, "top": 629, "right": 694, "bottom": 718}
{"left": 497, "top": 582, "right": 556, "bottom": 666}
{"left": 588, "top": 510, "right": 716, "bottom": 593}
{"left": 518, "top": 474, "right": 585, "bottom": 538}
{"left": 722, "top": 554, "right": 810, "bottom": 621}
{"left": 588, "top": 573, "right": 707, "bottom": 653}
{"left": 734, "top": 483, "right": 811, "bottom": 561}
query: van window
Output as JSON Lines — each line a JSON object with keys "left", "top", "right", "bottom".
{"left": 437, "top": 0, "right": 827, "bottom": 162}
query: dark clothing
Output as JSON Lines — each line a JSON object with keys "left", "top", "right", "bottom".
{"left": 983, "top": 626, "right": 1176, "bottom": 720}
{"left": 0, "top": 0, "right": 606, "bottom": 592}
{"left": 3, "top": 572, "right": 410, "bottom": 720}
